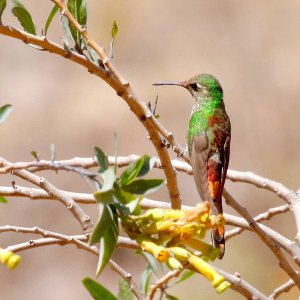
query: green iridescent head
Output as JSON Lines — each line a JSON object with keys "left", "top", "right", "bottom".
{"left": 184, "top": 74, "right": 223, "bottom": 102}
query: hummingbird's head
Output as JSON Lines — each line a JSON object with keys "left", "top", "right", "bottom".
{"left": 153, "top": 74, "right": 223, "bottom": 103}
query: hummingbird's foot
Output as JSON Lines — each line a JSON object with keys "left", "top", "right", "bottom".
{"left": 161, "top": 138, "right": 171, "bottom": 149}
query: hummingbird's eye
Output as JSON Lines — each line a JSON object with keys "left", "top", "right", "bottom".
{"left": 190, "top": 83, "right": 198, "bottom": 91}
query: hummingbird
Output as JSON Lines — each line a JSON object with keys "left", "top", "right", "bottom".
{"left": 154, "top": 74, "right": 231, "bottom": 258}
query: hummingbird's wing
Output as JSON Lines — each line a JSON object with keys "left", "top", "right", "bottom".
{"left": 191, "top": 133, "right": 229, "bottom": 259}
{"left": 190, "top": 134, "right": 210, "bottom": 203}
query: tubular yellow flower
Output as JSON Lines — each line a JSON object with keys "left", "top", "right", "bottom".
{"left": 169, "top": 247, "right": 191, "bottom": 261}
{"left": 167, "top": 257, "right": 183, "bottom": 270}
{"left": 188, "top": 254, "right": 230, "bottom": 293}
{"left": 140, "top": 240, "right": 170, "bottom": 262}
{"left": 184, "top": 238, "right": 220, "bottom": 261}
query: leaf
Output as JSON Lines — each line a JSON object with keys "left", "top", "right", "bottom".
{"left": 61, "top": 14, "right": 75, "bottom": 48}
{"left": 137, "top": 155, "right": 156, "bottom": 177}
{"left": 0, "top": 104, "right": 13, "bottom": 125}
{"left": 120, "top": 157, "right": 144, "bottom": 186}
{"left": 0, "top": 0, "right": 6, "bottom": 25}
{"left": 122, "top": 179, "right": 164, "bottom": 195}
{"left": 109, "top": 20, "right": 118, "bottom": 60}
{"left": 87, "top": 45, "right": 100, "bottom": 63}
{"left": 11, "top": 0, "right": 36, "bottom": 35}
{"left": 44, "top": 4, "right": 59, "bottom": 35}
{"left": 82, "top": 277, "right": 117, "bottom": 300}
{"left": 67, "top": 0, "right": 87, "bottom": 48}
{"left": 118, "top": 279, "right": 133, "bottom": 300}
{"left": 139, "top": 267, "right": 152, "bottom": 296}
{"left": 89, "top": 205, "right": 119, "bottom": 276}
{"left": 138, "top": 251, "right": 158, "bottom": 273}
{"left": 49, "top": 143, "right": 55, "bottom": 161}
{"left": 166, "top": 294, "right": 179, "bottom": 300}
{"left": 174, "top": 270, "right": 195, "bottom": 285}
{"left": 0, "top": 196, "right": 8, "bottom": 204}
{"left": 113, "top": 187, "right": 135, "bottom": 204}
{"left": 94, "top": 146, "right": 108, "bottom": 173}
{"left": 30, "top": 150, "right": 40, "bottom": 161}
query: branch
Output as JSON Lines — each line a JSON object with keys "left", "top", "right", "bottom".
{"left": 147, "top": 269, "right": 182, "bottom": 300}
{"left": 215, "top": 267, "right": 270, "bottom": 300}
{"left": 226, "top": 204, "right": 290, "bottom": 240}
{"left": 223, "top": 189, "right": 300, "bottom": 288}
{"left": 269, "top": 279, "right": 295, "bottom": 299}
{"left": 0, "top": 157, "right": 93, "bottom": 233}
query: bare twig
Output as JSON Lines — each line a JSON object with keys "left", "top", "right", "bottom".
{"left": 223, "top": 189, "right": 300, "bottom": 288}
{"left": 269, "top": 279, "right": 295, "bottom": 299}
{"left": 147, "top": 269, "right": 182, "bottom": 300}
{"left": 0, "top": 157, "right": 93, "bottom": 233}
{"left": 226, "top": 204, "right": 290, "bottom": 240}
{"left": 215, "top": 267, "right": 270, "bottom": 300}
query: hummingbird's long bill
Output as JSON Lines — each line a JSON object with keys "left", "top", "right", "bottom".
{"left": 153, "top": 81, "right": 182, "bottom": 86}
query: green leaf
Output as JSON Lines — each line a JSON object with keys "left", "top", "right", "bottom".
{"left": 61, "top": 14, "right": 75, "bottom": 48}
{"left": 67, "top": 0, "right": 87, "bottom": 49}
{"left": 0, "top": 104, "right": 13, "bottom": 125}
{"left": 49, "top": 143, "right": 55, "bottom": 161}
{"left": 0, "top": 0, "right": 7, "bottom": 25}
{"left": 94, "top": 190, "right": 114, "bottom": 204}
{"left": 174, "top": 270, "right": 195, "bottom": 285}
{"left": 120, "top": 157, "right": 144, "bottom": 186}
{"left": 137, "top": 155, "right": 156, "bottom": 177}
{"left": 82, "top": 277, "right": 117, "bottom": 300}
{"left": 166, "top": 294, "right": 179, "bottom": 300}
{"left": 113, "top": 187, "right": 135, "bottom": 204}
{"left": 109, "top": 20, "right": 118, "bottom": 60}
{"left": 94, "top": 146, "right": 108, "bottom": 173}
{"left": 44, "top": 4, "right": 59, "bottom": 35}
{"left": 118, "top": 279, "right": 133, "bottom": 300}
{"left": 11, "top": 0, "right": 36, "bottom": 35}
{"left": 139, "top": 267, "right": 152, "bottom": 296}
{"left": 122, "top": 179, "right": 164, "bottom": 195}
{"left": 30, "top": 150, "right": 40, "bottom": 161}
{"left": 89, "top": 205, "right": 119, "bottom": 276}
{"left": 0, "top": 196, "right": 8, "bottom": 204}
{"left": 138, "top": 251, "right": 158, "bottom": 273}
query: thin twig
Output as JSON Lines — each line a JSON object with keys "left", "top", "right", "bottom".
{"left": 269, "top": 279, "right": 295, "bottom": 299}
{"left": 0, "top": 157, "right": 93, "bottom": 233}
{"left": 226, "top": 204, "right": 290, "bottom": 240}
{"left": 147, "top": 269, "right": 182, "bottom": 300}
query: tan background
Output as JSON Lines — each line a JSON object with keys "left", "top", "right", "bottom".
{"left": 1, "top": 1, "right": 300, "bottom": 299}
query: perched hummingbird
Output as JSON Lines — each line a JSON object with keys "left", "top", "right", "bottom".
{"left": 154, "top": 74, "right": 231, "bottom": 258}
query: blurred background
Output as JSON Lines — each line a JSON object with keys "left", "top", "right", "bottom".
{"left": 1, "top": 0, "right": 300, "bottom": 299}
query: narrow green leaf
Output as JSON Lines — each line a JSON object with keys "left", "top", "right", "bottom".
{"left": 0, "top": 0, "right": 7, "bottom": 24}
{"left": 94, "top": 146, "right": 108, "bottom": 173}
{"left": 89, "top": 205, "right": 118, "bottom": 276}
{"left": 11, "top": 0, "right": 36, "bottom": 35}
{"left": 138, "top": 251, "right": 158, "bottom": 273}
{"left": 113, "top": 132, "right": 118, "bottom": 175}
{"left": 0, "top": 196, "right": 8, "bottom": 204}
{"left": 174, "top": 270, "right": 195, "bottom": 285}
{"left": 67, "top": 0, "right": 87, "bottom": 48}
{"left": 0, "top": 104, "right": 13, "bottom": 125}
{"left": 30, "top": 150, "right": 40, "bottom": 161}
{"left": 118, "top": 279, "right": 133, "bottom": 300}
{"left": 109, "top": 20, "right": 118, "bottom": 60}
{"left": 94, "top": 190, "right": 114, "bottom": 204}
{"left": 166, "top": 294, "right": 179, "bottom": 300}
{"left": 122, "top": 179, "right": 164, "bottom": 195}
{"left": 120, "top": 157, "right": 144, "bottom": 186}
{"left": 82, "top": 277, "right": 117, "bottom": 300}
{"left": 137, "top": 155, "right": 156, "bottom": 177}
{"left": 139, "top": 267, "right": 152, "bottom": 296}
{"left": 87, "top": 45, "right": 100, "bottom": 63}
{"left": 96, "top": 206, "right": 118, "bottom": 276}
{"left": 61, "top": 14, "right": 75, "bottom": 48}
{"left": 111, "top": 19, "right": 118, "bottom": 39}
{"left": 125, "top": 197, "right": 141, "bottom": 215}
{"left": 49, "top": 143, "right": 55, "bottom": 161}
{"left": 44, "top": 4, "right": 59, "bottom": 35}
